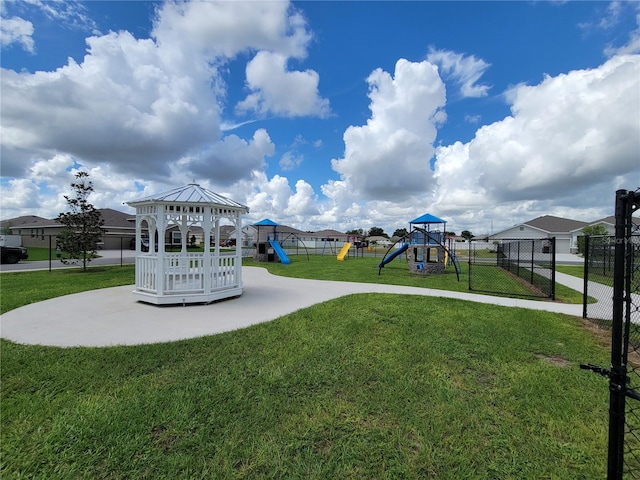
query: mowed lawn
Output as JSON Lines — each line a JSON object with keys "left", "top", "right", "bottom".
{"left": 1, "top": 257, "right": 609, "bottom": 478}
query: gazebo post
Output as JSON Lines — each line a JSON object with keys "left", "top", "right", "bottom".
{"left": 213, "top": 216, "right": 220, "bottom": 283}
{"left": 156, "top": 206, "right": 165, "bottom": 296}
{"left": 202, "top": 207, "right": 212, "bottom": 293}
{"left": 234, "top": 211, "right": 242, "bottom": 287}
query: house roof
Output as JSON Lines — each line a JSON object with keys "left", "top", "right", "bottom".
{"left": 1, "top": 215, "right": 55, "bottom": 229}
{"left": 312, "top": 229, "right": 351, "bottom": 239}
{"left": 524, "top": 215, "right": 588, "bottom": 233}
{"left": 128, "top": 183, "right": 248, "bottom": 211}
{"left": 367, "top": 235, "right": 391, "bottom": 242}
{"left": 97, "top": 208, "right": 135, "bottom": 229}
{"left": 4, "top": 210, "right": 135, "bottom": 231}
{"left": 590, "top": 215, "right": 616, "bottom": 226}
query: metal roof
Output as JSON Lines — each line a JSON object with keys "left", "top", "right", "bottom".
{"left": 128, "top": 183, "right": 248, "bottom": 211}
{"left": 410, "top": 213, "right": 446, "bottom": 224}
{"left": 254, "top": 218, "right": 279, "bottom": 227}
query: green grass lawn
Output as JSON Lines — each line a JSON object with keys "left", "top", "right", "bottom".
{"left": 0, "top": 257, "right": 609, "bottom": 478}
{"left": 0, "top": 265, "right": 136, "bottom": 314}
{"left": 23, "top": 246, "right": 107, "bottom": 262}
{"left": 244, "top": 254, "right": 584, "bottom": 304}
{"left": 22, "top": 246, "right": 59, "bottom": 261}
{"left": 557, "top": 264, "right": 614, "bottom": 287}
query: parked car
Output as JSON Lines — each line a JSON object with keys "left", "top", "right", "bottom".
{"left": 0, "top": 245, "right": 29, "bottom": 264}
{"left": 129, "top": 238, "right": 150, "bottom": 252}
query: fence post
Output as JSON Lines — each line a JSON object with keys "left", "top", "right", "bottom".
{"left": 607, "top": 189, "right": 630, "bottom": 479}
{"left": 550, "top": 237, "right": 556, "bottom": 301}
{"left": 530, "top": 239, "right": 535, "bottom": 286}
{"left": 468, "top": 242, "right": 472, "bottom": 291}
{"left": 583, "top": 236, "right": 589, "bottom": 318}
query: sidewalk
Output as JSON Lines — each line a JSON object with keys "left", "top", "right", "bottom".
{"left": 0, "top": 266, "right": 589, "bottom": 348}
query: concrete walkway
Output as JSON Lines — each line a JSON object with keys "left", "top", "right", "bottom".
{"left": 0, "top": 266, "right": 594, "bottom": 348}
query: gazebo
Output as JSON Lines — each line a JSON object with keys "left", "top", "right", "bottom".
{"left": 127, "top": 183, "right": 249, "bottom": 305}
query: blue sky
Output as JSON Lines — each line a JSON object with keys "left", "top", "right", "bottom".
{"left": 1, "top": 0, "right": 638, "bottom": 236}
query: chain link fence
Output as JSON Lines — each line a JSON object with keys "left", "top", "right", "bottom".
{"left": 584, "top": 233, "right": 640, "bottom": 477}
{"left": 622, "top": 234, "right": 640, "bottom": 477}
{"left": 580, "top": 190, "right": 639, "bottom": 479}
{"left": 583, "top": 236, "right": 616, "bottom": 326}
{"left": 468, "top": 237, "right": 555, "bottom": 299}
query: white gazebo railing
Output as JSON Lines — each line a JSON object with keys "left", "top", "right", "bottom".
{"left": 127, "top": 184, "right": 249, "bottom": 305}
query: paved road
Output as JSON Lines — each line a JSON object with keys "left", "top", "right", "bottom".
{"left": 0, "top": 249, "right": 136, "bottom": 272}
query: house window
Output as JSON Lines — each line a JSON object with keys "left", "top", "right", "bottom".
{"left": 519, "top": 226, "right": 524, "bottom": 231}
{"left": 171, "top": 231, "right": 182, "bottom": 245}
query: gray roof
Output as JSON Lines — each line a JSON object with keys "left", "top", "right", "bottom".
{"left": 1, "top": 215, "right": 55, "bottom": 229}
{"left": 524, "top": 215, "right": 588, "bottom": 233}
{"left": 3, "top": 210, "right": 134, "bottom": 231}
{"left": 97, "top": 208, "right": 135, "bottom": 229}
{"left": 312, "top": 229, "right": 351, "bottom": 239}
{"left": 128, "top": 183, "right": 248, "bottom": 211}
{"left": 591, "top": 215, "right": 616, "bottom": 226}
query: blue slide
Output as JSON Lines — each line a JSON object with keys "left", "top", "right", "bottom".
{"left": 378, "top": 243, "right": 409, "bottom": 269}
{"left": 269, "top": 240, "right": 291, "bottom": 265}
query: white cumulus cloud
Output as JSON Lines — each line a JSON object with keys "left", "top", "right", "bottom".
{"left": 236, "top": 51, "right": 330, "bottom": 118}
{"left": 433, "top": 54, "right": 640, "bottom": 228}
{"left": 329, "top": 58, "right": 446, "bottom": 202}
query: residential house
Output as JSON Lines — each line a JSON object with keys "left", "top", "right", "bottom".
{"left": 367, "top": 235, "right": 392, "bottom": 246}
{"left": 3, "top": 209, "right": 137, "bottom": 249}
{"left": 489, "top": 215, "right": 588, "bottom": 254}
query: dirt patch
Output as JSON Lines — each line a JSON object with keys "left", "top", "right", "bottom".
{"left": 534, "top": 353, "right": 571, "bottom": 367}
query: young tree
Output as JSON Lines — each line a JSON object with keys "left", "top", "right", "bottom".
{"left": 578, "top": 224, "right": 610, "bottom": 254}
{"left": 461, "top": 230, "right": 474, "bottom": 241}
{"left": 581, "top": 224, "right": 609, "bottom": 236}
{"left": 368, "top": 226, "right": 387, "bottom": 238}
{"left": 393, "top": 228, "right": 408, "bottom": 238}
{"left": 56, "top": 171, "right": 104, "bottom": 271}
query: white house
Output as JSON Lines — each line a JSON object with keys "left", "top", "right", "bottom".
{"left": 489, "top": 215, "right": 588, "bottom": 254}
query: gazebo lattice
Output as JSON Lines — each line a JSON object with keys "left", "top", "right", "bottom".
{"left": 127, "top": 183, "right": 249, "bottom": 305}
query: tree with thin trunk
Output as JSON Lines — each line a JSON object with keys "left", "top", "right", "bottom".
{"left": 393, "top": 228, "right": 408, "bottom": 238}
{"left": 56, "top": 171, "right": 104, "bottom": 271}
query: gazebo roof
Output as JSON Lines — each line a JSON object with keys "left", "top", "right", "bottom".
{"left": 128, "top": 183, "right": 248, "bottom": 211}
{"left": 410, "top": 213, "right": 446, "bottom": 225}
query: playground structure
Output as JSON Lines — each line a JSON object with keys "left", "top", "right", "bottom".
{"left": 337, "top": 242, "right": 351, "bottom": 261}
{"left": 335, "top": 234, "right": 365, "bottom": 261}
{"left": 252, "top": 219, "right": 309, "bottom": 265}
{"left": 378, "top": 213, "right": 460, "bottom": 281}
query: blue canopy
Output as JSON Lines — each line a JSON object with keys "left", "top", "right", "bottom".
{"left": 254, "top": 218, "right": 279, "bottom": 227}
{"left": 410, "top": 213, "right": 446, "bottom": 225}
